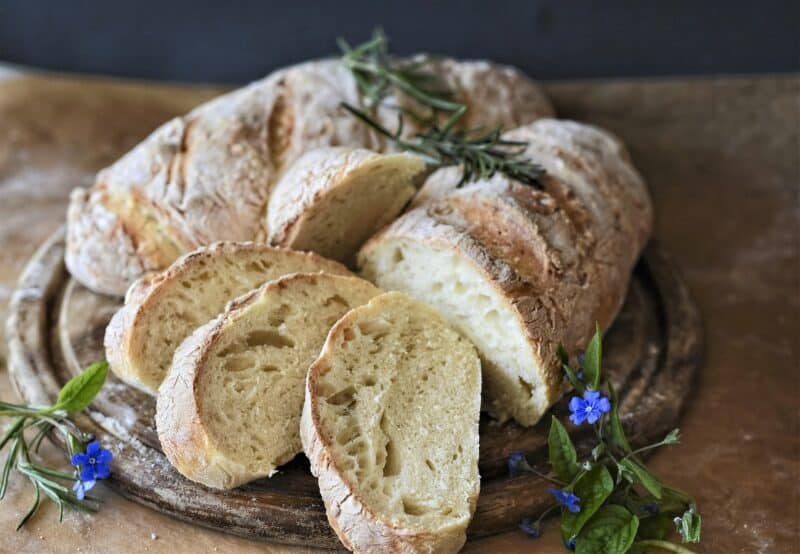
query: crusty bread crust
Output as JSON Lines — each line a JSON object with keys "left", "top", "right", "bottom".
{"left": 266, "top": 147, "right": 428, "bottom": 263}
{"left": 359, "top": 208, "right": 563, "bottom": 425}
{"left": 156, "top": 272, "right": 379, "bottom": 489}
{"left": 66, "top": 59, "right": 554, "bottom": 295}
{"left": 105, "top": 241, "right": 351, "bottom": 395}
{"left": 359, "top": 119, "right": 653, "bottom": 426}
{"left": 301, "top": 292, "right": 480, "bottom": 553}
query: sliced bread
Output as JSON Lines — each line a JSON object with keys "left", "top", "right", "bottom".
{"left": 358, "top": 120, "right": 652, "bottom": 427}
{"left": 105, "top": 242, "right": 351, "bottom": 395}
{"left": 156, "top": 272, "right": 381, "bottom": 489}
{"left": 266, "top": 147, "right": 427, "bottom": 264}
{"left": 358, "top": 207, "right": 561, "bottom": 427}
{"left": 301, "top": 292, "right": 481, "bottom": 553}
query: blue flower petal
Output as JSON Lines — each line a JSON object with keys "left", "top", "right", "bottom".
{"left": 71, "top": 452, "right": 89, "bottom": 467}
{"left": 72, "top": 480, "right": 85, "bottom": 501}
{"left": 96, "top": 449, "right": 113, "bottom": 464}
{"left": 507, "top": 451, "right": 527, "bottom": 477}
{"left": 569, "top": 411, "right": 585, "bottom": 425}
{"left": 80, "top": 466, "right": 95, "bottom": 481}
{"left": 518, "top": 517, "right": 541, "bottom": 538}
{"left": 564, "top": 537, "right": 577, "bottom": 550}
{"left": 83, "top": 479, "right": 96, "bottom": 492}
{"left": 584, "top": 390, "right": 600, "bottom": 402}
{"left": 94, "top": 464, "right": 111, "bottom": 480}
{"left": 598, "top": 397, "right": 611, "bottom": 413}
{"left": 568, "top": 396, "right": 584, "bottom": 412}
{"left": 86, "top": 440, "right": 101, "bottom": 457}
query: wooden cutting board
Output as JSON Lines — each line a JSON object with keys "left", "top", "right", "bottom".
{"left": 5, "top": 226, "right": 702, "bottom": 549}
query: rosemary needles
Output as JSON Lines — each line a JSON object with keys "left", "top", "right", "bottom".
{"left": 338, "top": 30, "right": 545, "bottom": 188}
{"left": 0, "top": 361, "right": 111, "bottom": 529}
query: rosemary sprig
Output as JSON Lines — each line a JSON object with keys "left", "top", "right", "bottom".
{"left": 338, "top": 29, "right": 465, "bottom": 129}
{"left": 339, "top": 30, "right": 545, "bottom": 188}
{"left": 1, "top": 361, "right": 111, "bottom": 529}
{"left": 342, "top": 104, "right": 545, "bottom": 187}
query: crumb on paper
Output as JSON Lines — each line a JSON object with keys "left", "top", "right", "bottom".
{"left": 151, "top": 533, "right": 158, "bottom": 540}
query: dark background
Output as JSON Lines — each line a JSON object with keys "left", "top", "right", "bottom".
{"left": 1, "top": 0, "right": 798, "bottom": 84}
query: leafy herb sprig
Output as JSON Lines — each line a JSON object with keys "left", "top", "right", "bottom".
{"left": 510, "top": 326, "right": 701, "bottom": 553}
{"left": 339, "top": 30, "right": 545, "bottom": 188}
{"left": 1, "top": 361, "right": 112, "bottom": 529}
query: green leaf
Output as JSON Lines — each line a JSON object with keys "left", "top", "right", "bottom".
{"left": 660, "top": 487, "right": 694, "bottom": 514}
{"left": 16, "top": 482, "right": 40, "bottom": 531}
{"left": 677, "top": 509, "right": 702, "bottom": 543}
{"left": 559, "top": 343, "right": 586, "bottom": 394}
{"left": 591, "top": 442, "right": 606, "bottom": 461}
{"left": 630, "top": 539, "right": 699, "bottom": 553}
{"left": 621, "top": 458, "right": 663, "bottom": 499}
{"left": 0, "top": 416, "right": 25, "bottom": 451}
{"left": 562, "top": 465, "right": 615, "bottom": 541}
{"left": 582, "top": 323, "right": 602, "bottom": 390}
{"left": 548, "top": 416, "right": 580, "bottom": 482}
{"left": 0, "top": 437, "right": 21, "bottom": 499}
{"left": 607, "top": 382, "right": 632, "bottom": 454}
{"left": 663, "top": 428, "right": 681, "bottom": 445}
{"left": 576, "top": 505, "right": 640, "bottom": 554}
{"left": 54, "top": 361, "right": 108, "bottom": 413}
{"left": 636, "top": 513, "right": 675, "bottom": 541}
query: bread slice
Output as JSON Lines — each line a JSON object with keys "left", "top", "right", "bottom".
{"left": 360, "top": 119, "right": 652, "bottom": 427}
{"left": 358, "top": 208, "right": 561, "bottom": 427}
{"left": 156, "top": 273, "right": 380, "bottom": 489}
{"left": 105, "top": 242, "right": 351, "bottom": 395}
{"left": 301, "top": 292, "right": 481, "bottom": 553}
{"left": 266, "top": 147, "right": 427, "bottom": 264}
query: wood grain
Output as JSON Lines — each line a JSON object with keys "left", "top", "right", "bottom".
{"left": 6, "top": 227, "right": 702, "bottom": 548}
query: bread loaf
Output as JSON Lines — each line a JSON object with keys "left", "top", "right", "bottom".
{"left": 301, "top": 292, "right": 481, "bottom": 553}
{"left": 156, "top": 272, "right": 380, "bottom": 489}
{"left": 65, "top": 59, "right": 553, "bottom": 295}
{"left": 267, "top": 147, "right": 427, "bottom": 264}
{"left": 359, "top": 119, "right": 652, "bottom": 426}
{"left": 105, "top": 242, "right": 351, "bottom": 395}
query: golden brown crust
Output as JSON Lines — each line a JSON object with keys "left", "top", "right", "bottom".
{"left": 359, "top": 119, "right": 653, "bottom": 426}
{"left": 156, "top": 272, "right": 378, "bottom": 490}
{"left": 301, "top": 293, "right": 478, "bottom": 553}
{"left": 105, "top": 241, "right": 352, "bottom": 395}
{"left": 66, "top": 58, "right": 553, "bottom": 295}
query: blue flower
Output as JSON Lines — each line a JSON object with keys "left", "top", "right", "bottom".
{"left": 71, "top": 440, "right": 112, "bottom": 482}
{"left": 564, "top": 537, "right": 577, "bottom": 550}
{"left": 568, "top": 390, "right": 611, "bottom": 425}
{"left": 518, "top": 517, "right": 541, "bottom": 538}
{"left": 576, "top": 352, "right": 586, "bottom": 367}
{"left": 563, "top": 369, "right": 585, "bottom": 383}
{"left": 640, "top": 502, "right": 660, "bottom": 515}
{"left": 72, "top": 478, "right": 96, "bottom": 501}
{"left": 507, "top": 451, "right": 530, "bottom": 477}
{"left": 547, "top": 488, "right": 581, "bottom": 513}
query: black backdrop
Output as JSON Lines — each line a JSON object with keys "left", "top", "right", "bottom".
{"left": 0, "top": 0, "right": 797, "bottom": 83}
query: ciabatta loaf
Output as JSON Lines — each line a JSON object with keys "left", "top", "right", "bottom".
{"left": 301, "top": 292, "right": 481, "bottom": 553}
{"left": 65, "top": 59, "right": 553, "bottom": 295}
{"left": 359, "top": 119, "right": 652, "bottom": 426}
{"left": 267, "top": 147, "right": 427, "bottom": 264}
{"left": 105, "top": 242, "right": 350, "bottom": 395}
{"left": 156, "top": 273, "right": 380, "bottom": 489}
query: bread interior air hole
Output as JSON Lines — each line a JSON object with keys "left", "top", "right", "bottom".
{"left": 316, "top": 303, "right": 478, "bottom": 527}
{"left": 362, "top": 240, "right": 547, "bottom": 422}
{"left": 198, "top": 283, "right": 370, "bottom": 477}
